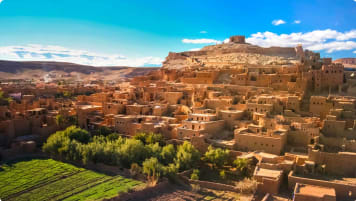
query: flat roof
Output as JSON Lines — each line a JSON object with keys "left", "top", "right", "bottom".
{"left": 254, "top": 167, "right": 282, "bottom": 179}
{"left": 296, "top": 183, "right": 335, "bottom": 198}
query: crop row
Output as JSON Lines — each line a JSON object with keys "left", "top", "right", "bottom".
{"left": 10, "top": 170, "right": 112, "bottom": 201}
{"left": 0, "top": 159, "right": 83, "bottom": 198}
{"left": 63, "top": 176, "right": 143, "bottom": 201}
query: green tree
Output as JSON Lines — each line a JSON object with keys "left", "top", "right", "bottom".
{"left": 146, "top": 142, "right": 162, "bottom": 159}
{"left": 106, "top": 133, "right": 120, "bottom": 141}
{"left": 96, "top": 126, "right": 112, "bottom": 136}
{"left": 55, "top": 114, "right": 66, "bottom": 129}
{"left": 134, "top": 132, "right": 165, "bottom": 146}
{"left": 160, "top": 144, "right": 176, "bottom": 165}
{"left": 174, "top": 141, "right": 200, "bottom": 171}
{"left": 233, "top": 158, "right": 252, "bottom": 177}
{"left": 119, "top": 139, "right": 148, "bottom": 167}
{"left": 202, "top": 146, "right": 230, "bottom": 169}
{"left": 66, "top": 126, "right": 91, "bottom": 144}
{"left": 143, "top": 157, "right": 164, "bottom": 186}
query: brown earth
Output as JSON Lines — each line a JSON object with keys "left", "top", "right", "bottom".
{"left": 0, "top": 60, "right": 158, "bottom": 80}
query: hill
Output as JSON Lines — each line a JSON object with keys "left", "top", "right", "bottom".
{"left": 0, "top": 60, "right": 158, "bottom": 80}
{"left": 333, "top": 58, "right": 356, "bottom": 69}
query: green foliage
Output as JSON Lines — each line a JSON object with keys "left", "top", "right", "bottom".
{"left": 63, "top": 91, "right": 72, "bottom": 98}
{"left": 0, "top": 91, "right": 12, "bottom": 106}
{"left": 55, "top": 114, "right": 65, "bottom": 128}
{"left": 146, "top": 142, "right": 162, "bottom": 160}
{"left": 0, "top": 158, "right": 142, "bottom": 201}
{"left": 203, "top": 146, "right": 230, "bottom": 169}
{"left": 95, "top": 126, "right": 112, "bottom": 136}
{"left": 142, "top": 157, "right": 164, "bottom": 185}
{"left": 219, "top": 170, "right": 226, "bottom": 180}
{"left": 134, "top": 132, "right": 165, "bottom": 146}
{"left": 233, "top": 158, "right": 252, "bottom": 177}
{"left": 118, "top": 139, "right": 148, "bottom": 168}
{"left": 66, "top": 126, "right": 91, "bottom": 144}
{"left": 160, "top": 144, "right": 176, "bottom": 165}
{"left": 174, "top": 141, "right": 201, "bottom": 171}
{"left": 106, "top": 133, "right": 120, "bottom": 141}
{"left": 67, "top": 115, "right": 78, "bottom": 126}
{"left": 163, "top": 163, "right": 178, "bottom": 179}
{"left": 190, "top": 169, "right": 200, "bottom": 180}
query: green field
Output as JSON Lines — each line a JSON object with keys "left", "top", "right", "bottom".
{"left": 0, "top": 158, "right": 143, "bottom": 201}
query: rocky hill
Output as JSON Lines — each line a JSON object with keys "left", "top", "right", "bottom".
{"left": 333, "top": 58, "right": 356, "bottom": 69}
{"left": 162, "top": 35, "right": 308, "bottom": 70}
{"left": 0, "top": 60, "right": 158, "bottom": 80}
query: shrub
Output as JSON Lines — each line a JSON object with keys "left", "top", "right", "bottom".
{"left": 190, "top": 169, "right": 199, "bottom": 180}
{"left": 203, "top": 145, "right": 230, "bottom": 169}
{"left": 219, "top": 170, "right": 226, "bottom": 180}
{"left": 119, "top": 139, "right": 148, "bottom": 167}
{"left": 106, "top": 133, "right": 120, "bottom": 141}
{"left": 143, "top": 157, "right": 164, "bottom": 186}
{"left": 134, "top": 132, "right": 165, "bottom": 146}
{"left": 235, "top": 178, "right": 257, "bottom": 194}
{"left": 130, "top": 163, "right": 142, "bottom": 177}
{"left": 174, "top": 141, "right": 200, "bottom": 171}
{"left": 233, "top": 158, "right": 252, "bottom": 177}
{"left": 160, "top": 144, "right": 176, "bottom": 165}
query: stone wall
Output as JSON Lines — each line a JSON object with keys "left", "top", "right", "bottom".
{"left": 288, "top": 171, "right": 356, "bottom": 199}
{"left": 308, "top": 149, "right": 356, "bottom": 177}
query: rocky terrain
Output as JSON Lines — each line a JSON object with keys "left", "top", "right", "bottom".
{"left": 162, "top": 36, "right": 305, "bottom": 70}
{"left": 333, "top": 58, "right": 356, "bottom": 69}
{"left": 0, "top": 60, "right": 158, "bottom": 80}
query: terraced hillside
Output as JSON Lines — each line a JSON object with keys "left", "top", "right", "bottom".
{"left": 0, "top": 158, "right": 143, "bottom": 201}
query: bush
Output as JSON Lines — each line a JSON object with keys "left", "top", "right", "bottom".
{"left": 134, "top": 132, "right": 165, "bottom": 146}
{"left": 130, "top": 163, "right": 142, "bottom": 177}
{"left": 67, "top": 127, "right": 91, "bottom": 144}
{"left": 235, "top": 178, "right": 257, "bottom": 194}
{"left": 219, "top": 170, "right": 226, "bottom": 180}
{"left": 174, "top": 141, "right": 200, "bottom": 171}
{"left": 233, "top": 158, "right": 252, "bottom": 177}
{"left": 190, "top": 169, "right": 200, "bottom": 180}
{"left": 160, "top": 144, "right": 176, "bottom": 165}
{"left": 106, "top": 133, "right": 120, "bottom": 141}
{"left": 119, "top": 139, "right": 148, "bottom": 168}
{"left": 143, "top": 157, "right": 164, "bottom": 186}
{"left": 203, "top": 145, "right": 230, "bottom": 169}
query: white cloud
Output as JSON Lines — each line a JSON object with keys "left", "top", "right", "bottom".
{"left": 189, "top": 48, "right": 201, "bottom": 51}
{"left": 0, "top": 0, "right": 3, "bottom": 4}
{"left": 294, "top": 20, "right": 301, "bottom": 24}
{"left": 307, "top": 41, "right": 356, "bottom": 53}
{"left": 0, "top": 44, "right": 163, "bottom": 67}
{"left": 200, "top": 31, "right": 208, "bottom": 34}
{"left": 272, "top": 19, "right": 286, "bottom": 26}
{"left": 353, "top": 50, "right": 356, "bottom": 54}
{"left": 182, "top": 38, "right": 221, "bottom": 44}
{"left": 246, "top": 29, "right": 356, "bottom": 53}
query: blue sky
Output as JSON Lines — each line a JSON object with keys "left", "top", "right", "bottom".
{"left": 0, "top": 0, "right": 355, "bottom": 66}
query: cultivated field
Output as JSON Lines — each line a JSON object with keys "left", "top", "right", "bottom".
{"left": 0, "top": 158, "right": 143, "bottom": 201}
